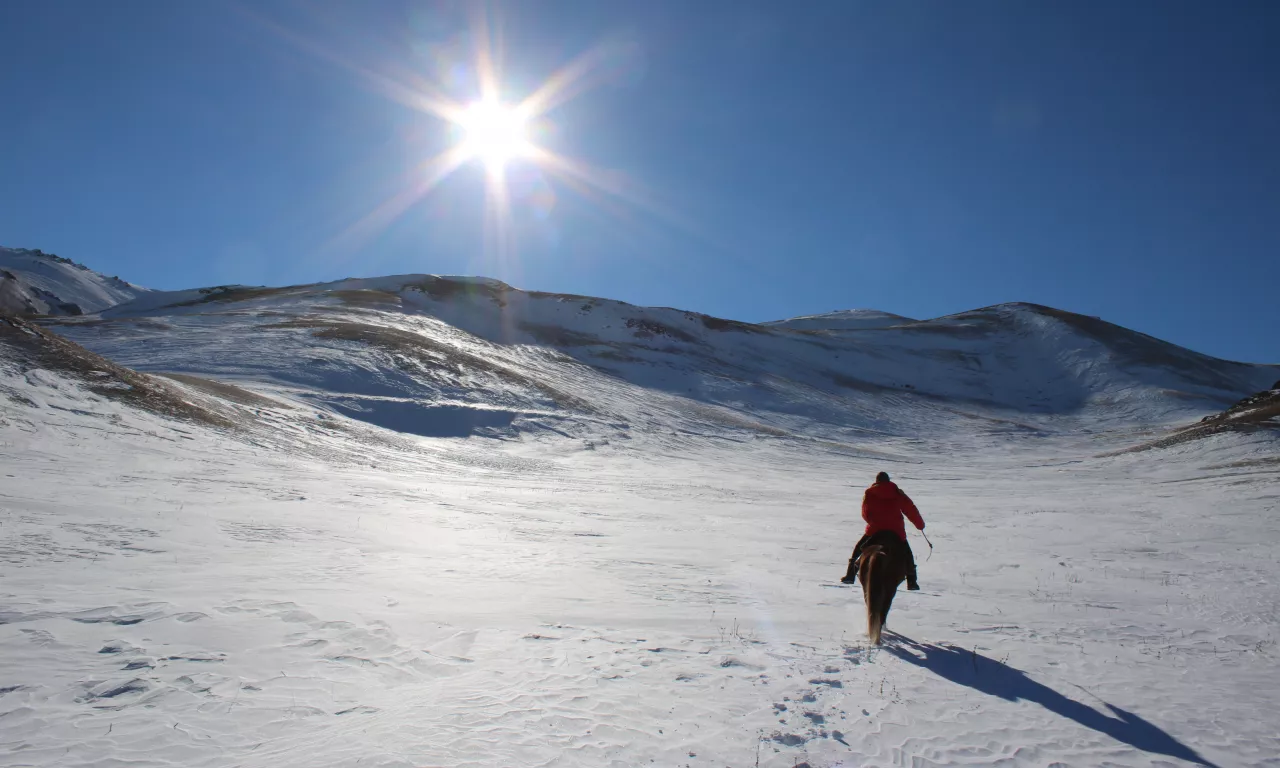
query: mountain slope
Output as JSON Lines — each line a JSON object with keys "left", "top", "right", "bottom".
{"left": 35, "top": 273, "right": 1272, "bottom": 459}
{"left": 0, "top": 247, "right": 149, "bottom": 316}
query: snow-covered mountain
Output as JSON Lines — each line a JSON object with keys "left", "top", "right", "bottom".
{"left": 28, "top": 269, "right": 1271, "bottom": 453}
{"left": 3, "top": 251, "right": 1278, "bottom": 767}
{"left": 5, "top": 254, "right": 1271, "bottom": 445}
{"left": 0, "top": 247, "right": 150, "bottom": 317}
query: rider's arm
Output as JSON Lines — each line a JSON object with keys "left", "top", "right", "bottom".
{"left": 900, "top": 491, "right": 925, "bottom": 531}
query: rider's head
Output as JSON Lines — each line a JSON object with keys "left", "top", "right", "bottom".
{"left": 876, "top": 471, "right": 890, "bottom": 483}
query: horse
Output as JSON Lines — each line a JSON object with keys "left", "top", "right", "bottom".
{"left": 857, "top": 530, "right": 909, "bottom": 644}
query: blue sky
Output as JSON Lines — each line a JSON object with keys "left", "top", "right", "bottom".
{"left": 1, "top": 1, "right": 1277, "bottom": 363}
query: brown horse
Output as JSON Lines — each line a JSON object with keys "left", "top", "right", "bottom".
{"left": 857, "top": 531, "right": 908, "bottom": 644}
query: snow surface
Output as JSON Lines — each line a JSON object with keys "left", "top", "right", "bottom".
{"left": 0, "top": 248, "right": 148, "bottom": 316}
{"left": 3, "top": 262, "right": 1279, "bottom": 767}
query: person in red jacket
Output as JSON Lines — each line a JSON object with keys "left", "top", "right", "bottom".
{"left": 840, "top": 471, "right": 925, "bottom": 590}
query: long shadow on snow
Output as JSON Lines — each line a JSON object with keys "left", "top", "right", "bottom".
{"left": 884, "top": 634, "right": 1217, "bottom": 767}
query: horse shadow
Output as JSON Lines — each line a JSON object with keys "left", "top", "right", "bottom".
{"left": 883, "top": 634, "right": 1217, "bottom": 767}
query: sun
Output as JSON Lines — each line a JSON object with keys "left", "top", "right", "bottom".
{"left": 286, "top": 11, "right": 659, "bottom": 261}
{"left": 458, "top": 100, "right": 529, "bottom": 171}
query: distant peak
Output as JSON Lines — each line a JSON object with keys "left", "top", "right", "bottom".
{"left": 0, "top": 246, "right": 87, "bottom": 269}
{"left": 764, "top": 309, "right": 917, "bottom": 332}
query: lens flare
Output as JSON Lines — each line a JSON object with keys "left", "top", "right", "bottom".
{"left": 458, "top": 100, "right": 530, "bottom": 172}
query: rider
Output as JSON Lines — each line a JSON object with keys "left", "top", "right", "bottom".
{"left": 841, "top": 471, "right": 925, "bottom": 590}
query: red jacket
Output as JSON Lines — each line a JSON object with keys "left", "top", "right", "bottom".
{"left": 862, "top": 481, "right": 924, "bottom": 541}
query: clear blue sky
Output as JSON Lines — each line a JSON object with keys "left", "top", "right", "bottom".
{"left": 2, "top": 1, "right": 1277, "bottom": 362}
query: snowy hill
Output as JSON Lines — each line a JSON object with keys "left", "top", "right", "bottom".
{"left": 0, "top": 247, "right": 149, "bottom": 316}
{"left": 37, "top": 272, "right": 1275, "bottom": 454}
{"left": 3, "top": 253, "right": 1279, "bottom": 767}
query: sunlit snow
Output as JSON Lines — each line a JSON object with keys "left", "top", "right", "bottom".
{"left": 2, "top": 252, "right": 1277, "bottom": 767}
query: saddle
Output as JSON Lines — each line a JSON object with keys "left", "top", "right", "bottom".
{"left": 860, "top": 530, "right": 905, "bottom": 559}
{"left": 843, "top": 529, "right": 908, "bottom": 584}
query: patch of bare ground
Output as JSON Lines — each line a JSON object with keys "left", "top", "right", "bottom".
{"left": 518, "top": 322, "right": 603, "bottom": 347}
{"left": 0, "top": 314, "right": 235, "bottom": 429}
{"left": 525, "top": 289, "right": 597, "bottom": 303}
{"left": 928, "top": 404, "right": 1047, "bottom": 434}
{"left": 1205, "top": 455, "right": 1280, "bottom": 471}
{"left": 165, "top": 285, "right": 308, "bottom": 308}
{"left": 259, "top": 318, "right": 596, "bottom": 413}
{"left": 823, "top": 370, "right": 898, "bottom": 394}
{"left": 686, "top": 312, "right": 769, "bottom": 334}
{"left": 589, "top": 349, "right": 645, "bottom": 364}
{"left": 623, "top": 317, "right": 700, "bottom": 344}
{"left": 684, "top": 403, "right": 792, "bottom": 437}
{"left": 39, "top": 316, "right": 174, "bottom": 332}
{"left": 406, "top": 276, "right": 513, "bottom": 305}
{"left": 1115, "top": 386, "right": 1280, "bottom": 453}
{"left": 328, "top": 289, "right": 404, "bottom": 310}
{"left": 153, "top": 373, "right": 293, "bottom": 410}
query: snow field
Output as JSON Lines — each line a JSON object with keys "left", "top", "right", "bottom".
{"left": 3, "top": 259, "right": 1278, "bottom": 766}
{"left": 2, "top": 371, "right": 1276, "bottom": 766}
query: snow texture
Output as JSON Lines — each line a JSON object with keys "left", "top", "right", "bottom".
{"left": 2, "top": 258, "right": 1278, "bottom": 768}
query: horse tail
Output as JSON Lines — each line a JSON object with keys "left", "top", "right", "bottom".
{"left": 860, "top": 547, "right": 886, "bottom": 645}
{"left": 867, "top": 590, "right": 884, "bottom": 645}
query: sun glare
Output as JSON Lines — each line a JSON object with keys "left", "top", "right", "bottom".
{"left": 278, "top": 8, "right": 667, "bottom": 265}
{"left": 459, "top": 100, "right": 529, "bottom": 171}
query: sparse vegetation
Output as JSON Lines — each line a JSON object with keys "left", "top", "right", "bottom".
{"left": 518, "top": 322, "right": 603, "bottom": 347}
{"left": 166, "top": 285, "right": 302, "bottom": 308}
{"left": 823, "top": 370, "right": 896, "bottom": 394}
{"left": 692, "top": 312, "right": 769, "bottom": 334}
{"left": 0, "top": 314, "right": 235, "bottom": 428}
{"left": 407, "top": 276, "right": 512, "bottom": 305}
{"left": 328, "top": 289, "right": 403, "bottom": 309}
{"left": 154, "top": 373, "right": 293, "bottom": 409}
{"left": 624, "top": 317, "right": 700, "bottom": 343}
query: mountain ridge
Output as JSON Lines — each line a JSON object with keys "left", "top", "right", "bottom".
{"left": 3, "top": 245, "right": 1269, "bottom": 367}
{"left": 5, "top": 249, "right": 1276, "bottom": 453}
